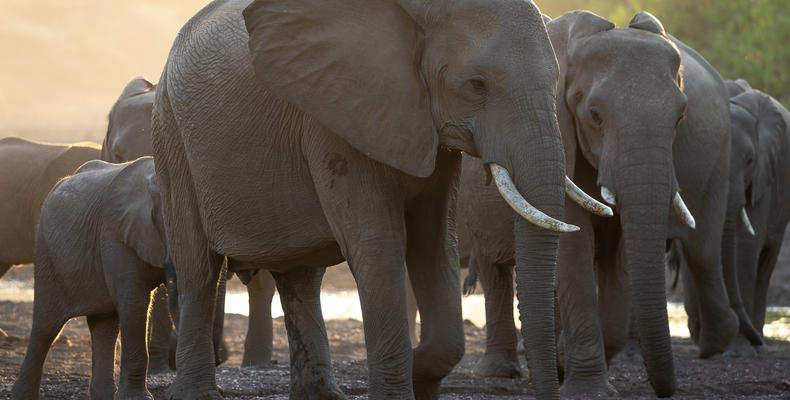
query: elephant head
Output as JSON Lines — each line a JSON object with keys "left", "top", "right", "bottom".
{"left": 102, "top": 157, "right": 169, "bottom": 268}
{"left": 729, "top": 88, "right": 787, "bottom": 210}
{"left": 102, "top": 78, "right": 156, "bottom": 163}
{"left": 242, "top": 0, "right": 610, "bottom": 396}
{"left": 547, "top": 11, "right": 690, "bottom": 396}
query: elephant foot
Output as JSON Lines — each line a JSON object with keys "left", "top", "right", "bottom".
{"left": 698, "top": 310, "right": 738, "bottom": 359}
{"left": 560, "top": 377, "right": 617, "bottom": 398}
{"left": 473, "top": 354, "right": 522, "bottom": 378}
{"left": 165, "top": 381, "right": 222, "bottom": 400}
{"left": 413, "top": 378, "right": 441, "bottom": 400}
{"left": 215, "top": 339, "right": 230, "bottom": 366}
{"left": 241, "top": 351, "right": 273, "bottom": 369}
{"left": 148, "top": 353, "right": 173, "bottom": 375}
{"left": 723, "top": 334, "right": 758, "bottom": 358}
{"left": 114, "top": 387, "right": 154, "bottom": 400}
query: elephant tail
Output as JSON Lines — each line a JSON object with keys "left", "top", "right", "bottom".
{"left": 462, "top": 250, "right": 479, "bottom": 296}
{"left": 666, "top": 239, "right": 683, "bottom": 291}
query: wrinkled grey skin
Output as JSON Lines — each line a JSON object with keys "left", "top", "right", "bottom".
{"left": 152, "top": 0, "right": 570, "bottom": 398}
{"left": 103, "top": 78, "right": 271, "bottom": 370}
{"left": 11, "top": 158, "right": 169, "bottom": 400}
{"left": 718, "top": 80, "right": 790, "bottom": 353}
{"left": 0, "top": 137, "right": 100, "bottom": 279}
{"left": 456, "top": 11, "right": 738, "bottom": 398}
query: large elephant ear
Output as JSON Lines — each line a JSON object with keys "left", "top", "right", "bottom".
{"left": 243, "top": 0, "right": 437, "bottom": 177}
{"left": 546, "top": 11, "right": 614, "bottom": 176}
{"left": 751, "top": 92, "right": 786, "bottom": 204}
{"left": 107, "top": 158, "right": 169, "bottom": 268}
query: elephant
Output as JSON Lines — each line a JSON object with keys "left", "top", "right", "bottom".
{"left": 101, "top": 77, "right": 157, "bottom": 163}
{"left": 11, "top": 157, "right": 171, "bottom": 400}
{"left": 718, "top": 79, "right": 790, "bottom": 352}
{"left": 149, "top": 0, "right": 612, "bottom": 398}
{"left": 453, "top": 11, "right": 740, "bottom": 397}
{"left": 551, "top": 11, "right": 741, "bottom": 397}
{"left": 0, "top": 137, "right": 100, "bottom": 279}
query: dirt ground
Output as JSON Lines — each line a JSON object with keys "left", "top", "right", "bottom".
{"left": 1, "top": 264, "right": 789, "bottom": 399}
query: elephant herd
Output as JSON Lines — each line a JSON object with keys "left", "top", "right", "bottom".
{"left": 1, "top": 0, "right": 788, "bottom": 399}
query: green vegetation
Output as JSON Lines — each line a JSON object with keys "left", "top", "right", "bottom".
{"left": 537, "top": 0, "right": 790, "bottom": 107}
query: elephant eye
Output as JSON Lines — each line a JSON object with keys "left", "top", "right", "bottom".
{"left": 590, "top": 108, "right": 603, "bottom": 126}
{"left": 468, "top": 78, "right": 487, "bottom": 94}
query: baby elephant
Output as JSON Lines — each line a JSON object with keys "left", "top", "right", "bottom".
{"left": 13, "top": 157, "right": 170, "bottom": 400}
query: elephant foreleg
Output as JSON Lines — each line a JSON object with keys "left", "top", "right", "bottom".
{"left": 598, "top": 233, "right": 631, "bottom": 364}
{"left": 271, "top": 267, "right": 344, "bottom": 399}
{"left": 404, "top": 150, "right": 465, "bottom": 400}
{"left": 683, "top": 241, "right": 738, "bottom": 358}
{"left": 752, "top": 244, "right": 781, "bottom": 335}
{"left": 242, "top": 269, "right": 276, "bottom": 368}
{"left": 87, "top": 313, "right": 119, "bottom": 400}
{"left": 557, "top": 202, "right": 614, "bottom": 396}
{"left": 213, "top": 262, "right": 229, "bottom": 366}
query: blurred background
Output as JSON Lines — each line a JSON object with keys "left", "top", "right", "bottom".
{"left": 1, "top": 0, "right": 787, "bottom": 144}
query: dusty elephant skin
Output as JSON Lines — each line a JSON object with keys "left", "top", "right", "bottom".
{"left": 456, "top": 10, "right": 739, "bottom": 398}
{"left": 0, "top": 137, "right": 100, "bottom": 280}
{"left": 10, "top": 157, "right": 170, "bottom": 400}
{"left": 149, "top": 0, "right": 584, "bottom": 398}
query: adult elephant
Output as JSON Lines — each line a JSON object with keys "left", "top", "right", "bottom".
{"left": 449, "top": 12, "right": 738, "bottom": 396}
{"left": 151, "top": 0, "right": 608, "bottom": 398}
{"left": 0, "top": 137, "right": 100, "bottom": 279}
{"left": 719, "top": 79, "right": 790, "bottom": 351}
{"left": 546, "top": 11, "right": 736, "bottom": 397}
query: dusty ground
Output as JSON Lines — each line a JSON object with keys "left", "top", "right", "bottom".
{"left": 1, "top": 264, "right": 789, "bottom": 399}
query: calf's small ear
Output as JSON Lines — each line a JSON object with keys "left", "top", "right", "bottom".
{"left": 629, "top": 11, "right": 665, "bottom": 36}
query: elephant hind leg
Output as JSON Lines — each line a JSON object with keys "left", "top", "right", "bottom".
{"left": 272, "top": 267, "right": 344, "bottom": 399}
{"left": 147, "top": 285, "right": 174, "bottom": 374}
{"left": 11, "top": 300, "right": 68, "bottom": 400}
{"left": 87, "top": 313, "right": 119, "bottom": 399}
{"left": 242, "top": 268, "right": 276, "bottom": 368}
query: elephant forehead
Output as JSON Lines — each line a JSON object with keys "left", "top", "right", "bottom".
{"left": 573, "top": 29, "right": 680, "bottom": 68}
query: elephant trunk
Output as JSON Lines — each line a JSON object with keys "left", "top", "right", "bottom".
{"left": 615, "top": 138, "right": 676, "bottom": 397}
{"left": 503, "top": 99, "right": 565, "bottom": 400}
{"left": 722, "top": 173, "right": 763, "bottom": 345}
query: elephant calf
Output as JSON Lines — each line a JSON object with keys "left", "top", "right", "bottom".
{"left": 12, "top": 157, "right": 170, "bottom": 400}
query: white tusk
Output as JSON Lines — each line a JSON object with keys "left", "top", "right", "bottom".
{"left": 601, "top": 186, "right": 617, "bottom": 207}
{"left": 489, "top": 163, "right": 580, "bottom": 233}
{"left": 566, "top": 177, "right": 614, "bottom": 217}
{"left": 673, "top": 193, "right": 696, "bottom": 229}
{"left": 740, "top": 208, "right": 756, "bottom": 236}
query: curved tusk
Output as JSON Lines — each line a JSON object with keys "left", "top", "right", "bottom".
{"left": 489, "top": 164, "right": 580, "bottom": 233}
{"left": 566, "top": 177, "right": 614, "bottom": 217}
{"left": 673, "top": 193, "right": 696, "bottom": 229}
{"left": 601, "top": 186, "right": 617, "bottom": 207}
{"left": 740, "top": 208, "right": 756, "bottom": 236}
